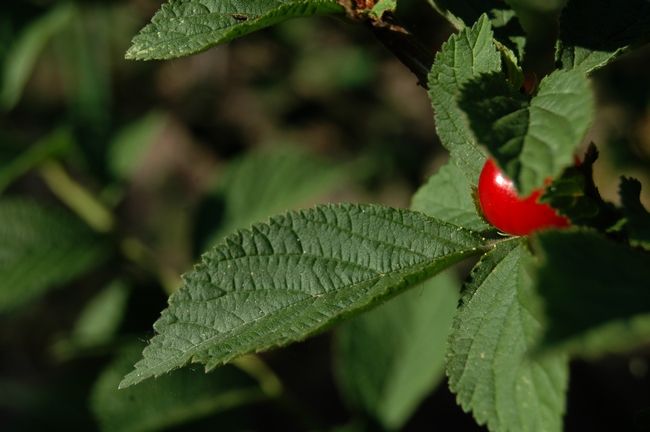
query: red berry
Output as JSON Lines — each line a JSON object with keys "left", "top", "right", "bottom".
{"left": 477, "top": 159, "right": 570, "bottom": 236}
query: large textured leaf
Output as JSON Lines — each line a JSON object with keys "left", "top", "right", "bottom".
{"left": 428, "top": 14, "right": 501, "bottom": 184}
{"left": 92, "top": 342, "right": 265, "bottom": 432}
{"left": 126, "top": 0, "right": 345, "bottom": 60}
{"left": 0, "top": 198, "right": 111, "bottom": 313}
{"left": 335, "top": 272, "right": 459, "bottom": 430}
{"left": 534, "top": 230, "right": 650, "bottom": 357}
{"left": 411, "top": 157, "right": 488, "bottom": 232}
{"left": 120, "top": 204, "right": 487, "bottom": 388}
{"left": 556, "top": 0, "right": 650, "bottom": 74}
{"left": 447, "top": 239, "right": 568, "bottom": 432}
{"left": 458, "top": 69, "right": 594, "bottom": 195}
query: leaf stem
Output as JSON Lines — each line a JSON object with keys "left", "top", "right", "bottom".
{"left": 39, "top": 160, "right": 114, "bottom": 232}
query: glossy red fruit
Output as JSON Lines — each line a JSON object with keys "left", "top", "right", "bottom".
{"left": 477, "top": 159, "right": 570, "bottom": 236}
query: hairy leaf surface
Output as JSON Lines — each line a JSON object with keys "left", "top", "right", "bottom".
{"left": 447, "top": 239, "right": 568, "bottom": 432}
{"left": 120, "top": 204, "right": 486, "bottom": 388}
{"left": 429, "top": 0, "right": 525, "bottom": 62}
{"left": 126, "top": 0, "right": 345, "bottom": 60}
{"left": 458, "top": 69, "right": 593, "bottom": 195}
{"left": 428, "top": 15, "right": 501, "bottom": 184}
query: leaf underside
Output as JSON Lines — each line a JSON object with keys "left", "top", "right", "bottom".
{"left": 126, "top": 0, "right": 346, "bottom": 60}
{"left": 335, "top": 272, "right": 459, "bottom": 430}
{"left": 534, "top": 230, "right": 650, "bottom": 356}
{"left": 120, "top": 203, "right": 486, "bottom": 388}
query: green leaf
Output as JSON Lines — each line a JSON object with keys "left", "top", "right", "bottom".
{"left": 126, "top": 0, "right": 346, "bottom": 61}
{"left": 411, "top": 157, "right": 488, "bottom": 232}
{"left": 429, "top": 0, "right": 515, "bottom": 29}
{"left": 0, "top": 128, "right": 74, "bottom": 195}
{"left": 619, "top": 176, "right": 650, "bottom": 250}
{"left": 556, "top": 0, "right": 650, "bottom": 74}
{"left": 335, "top": 272, "right": 459, "bottom": 430}
{"left": 0, "top": 198, "right": 111, "bottom": 313}
{"left": 0, "top": 3, "right": 75, "bottom": 111}
{"left": 92, "top": 342, "right": 265, "bottom": 432}
{"left": 457, "top": 69, "right": 594, "bottom": 195}
{"left": 120, "top": 204, "right": 487, "bottom": 388}
{"left": 107, "top": 111, "right": 168, "bottom": 181}
{"left": 534, "top": 230, "right": 650, "bottom": 356}
{"left": 428, "top": 14, "right": 501, "bottom": 184}
{"left": 369, "top": 0, "right": 396, "bottom": 19}
{"left": 447, "top": 239, "right": 568, "bottom": 432}
{"left": 429, "top": 0, "right": 526, "bottom": 62}
{"left": 52, "top": 280, "right": 130, "bottom": 360}
{"left": 202, "top": 147, "right": 350, "bottom": 250}
{"left": 540, "top": 145, "right": 621, "bottom": 231}
{"left": 634, "top": 407, "right": 650, "bottom": 429}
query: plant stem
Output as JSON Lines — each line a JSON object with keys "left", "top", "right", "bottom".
{"left": 368, "top": 12, "right": 434, "bottom": 89}
{"left": 39, "top": 160, "right": 114, "bottom": 232}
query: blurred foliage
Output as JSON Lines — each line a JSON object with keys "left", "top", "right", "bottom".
{"left": 2, "top": 0, "right": 650, "bottom": 431}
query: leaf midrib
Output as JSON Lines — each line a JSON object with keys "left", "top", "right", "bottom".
{"left": 127, "top": 249, "right": 475, "bottom": 385}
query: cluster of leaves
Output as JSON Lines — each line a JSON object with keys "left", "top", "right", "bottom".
{"left": 4, "top": 0, "right": 650, "bottom": 431}
{"left": 113, "top": 0, "right": 650, "bottom": 431}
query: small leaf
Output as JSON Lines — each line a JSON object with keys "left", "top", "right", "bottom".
{"left": 534, "top": 230, "right": 650, "bottom": 355}
{"left": 0, "top": 198, "right": 111, "bottom": 313}
{"left": 619, "top": 176, "right": 650, "bottom": 250}
{"left": 540, "top": 144, "right": 621, "bottom": 230}
{"left": 107, "top": 111, "right": 168, "bottom": 181}
{"left": 556, "top": 0, "right": 650, "bottom": 74}
{"left": 335, "top": 272, "right": 459, "bottom": 430}
{"left": 120, "top": 204, "right": 486, "bottom": 388}
{"left": 428, "top": 14, "right": 501, "bottom": 184}
{"left": 126, "top": 0, "right": 346, "bottom": 61}
{"left": 52, "top": 280, "right": 130, "bottom": 360}
{"left": 429, "top": 0, "right": 526, "bottom": 63}
{"left": 457, "top": 69, "right": 594, "bottom": 195}
{"left": 92, "top": 342, "right": 265, "bottom": 432}
{"left": 411, "top": 157, "right": 489, "bottom": 232}
{"left": 369, "top": 0, "right": 396, "bottom": 19}
{"left": 0, "top": 128, "right": 74, "bottom": 194}
{"left": 0, "top": 2, "right": 75, "bottom": 111}
{"left": 447, "top": 239, "right": 568, "bottom": 432}
{"left": 200, "top": 147, "right": 350, "bottom": 251}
